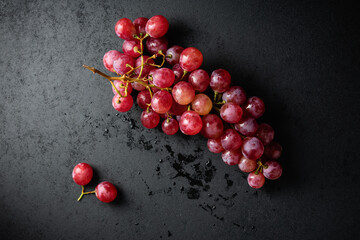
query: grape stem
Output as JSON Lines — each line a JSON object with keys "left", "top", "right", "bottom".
{"left": 77, "top": 185, "right": 96, "bottom": 201}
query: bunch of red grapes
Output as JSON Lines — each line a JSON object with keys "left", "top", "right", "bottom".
{"left": 84, "top": 15, "right": 283, "bottom": 189}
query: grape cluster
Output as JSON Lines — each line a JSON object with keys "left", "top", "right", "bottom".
{"left": 84, "top": 15, "right": 283, "bottom": 189}
{"left": 72, "top": 163, "right": 117, "bottom": 203}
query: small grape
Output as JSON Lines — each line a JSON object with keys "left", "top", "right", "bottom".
{"left": 151, "top": 90, "right": 173, "bottom": 114}
{"left": 220, "top": 102, "right": 243, "bottom": 123}
{"left": 201, "top": 114, "right": 224, "bottom": 139}
{"left": 172, "top": 81, "right": 195, "bottom": 105}
{"left": 210, "top": 69, "right": 231, "bottom": 93}
{"left": 122, "top": 40, "right": 141, "bottom": 58}
{"left": 264, "top": 141, "right": 282, "bottom": 160}
{"left": 188, "top": 69, "right": 210, "bottom": 92}
{"left": 112, "top": 94, "right": 133, "bottom": 112}
{"left": 173, "top": 63, "right": 189, "bottom": 81}
{"left": 146, "top": 36, "right": 168, "bottom": 55}
{"left": 234, "top": 117, "right": 258, "bottom": 137}
{"left": 222, "top": 86, "right": 247, "bottom": 105}
{"left": 191, "top": 94, "right": 212, "bottom": 115}
{"left": 220, "top": 129, "right": 243, "bottom": 151}
{"left": 179, "top": 110, "right": 203, "bottom": 135}
{"left": 263, "top": 161, "right": 282, "bottom": 180}
{"left": 145, "top": 15, "right": 169, "bottom": 38}
{"left": 166, "top": 45, "right": 184, "bottom": 65}
{"left": 95, "top": 181, "right": 117, "bottom": 203}
{"left": 256, "top": 123, "right": 274, "bottom": 146}
{"left": 115, "top": 18, "right": 136, "bottom": 40}
{"left": 72, "top": 163, "right": 93, "bottom": 186}
{"left": 141, "top": 109, "right": 160, "bottom": 129}
{"left": 244, "top": 96, "right": 265, "bottom": 119}
{"left": 162, "top": 118, "right": 179, "bottom": 135}
{"left": 133, "top": 17, "right": 148, "bottom": 36}
{"left": 113, "top": 54, "right": 135, "bottom": 75}
{"left": 247, "top": 172, "right": 265, "bottom": 189}
{"left": 152, "top": 68, "right": 175, "bottom": 88}
{"left": 179, "top": 47, "right": 203, "bottom": 72}
{"left": 207, "top": 138, "right": 224, "bottom": 153}
{"left": 221, "top": 149, "right": 242, "bottom": 165}
{"left": 103, "top": 50, "right": 122, "bottom": 72}
{"left": 238, "top": 156, "right": 257, "bottom": 173}
{"left": 137, "top": 90, "right": 151, "bottom": 110}
{"left": 242, "top": 137, "right": 264, "bottom": 160}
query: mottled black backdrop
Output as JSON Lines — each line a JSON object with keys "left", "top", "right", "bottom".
{"left": 1, "top": 0, "right": 359, "bottom": 239}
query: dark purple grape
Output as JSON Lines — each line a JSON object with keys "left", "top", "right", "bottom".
{"left": 220, "top": 129, "right": 243, "bottom": 151}
{"left": 244, "top": 96, "right": 265, "bottom": 119}
{"left": 146, "top": 36, "right": 168, "bottom": 55}
{"left": 222, "top": 86, "right": 246, "bottom": 105}
{"left": 264, "top": 142, "right": 282, "bottom": 160}
{"left": 263, "top": 161, "right": 282, "bottom": 180}
{"left": 133, "top": 17, "right": 148, "bottom": 36}
{"left": 242, "top": 137, "right": 264, "bottom": 160}
{"left": 188, "top": 69, "right": 210, "bottom": 92}
{"left": 210, "top": 69, "right": 231, "bottom": 93}
{"left": 234, "top": 117, "right": 258, "bottom": 137}
{"left": 256, "top": 123, "right": 274, "bottom": 146}
{"left": 166, "top": 45, "right": 184, "bottom": 65}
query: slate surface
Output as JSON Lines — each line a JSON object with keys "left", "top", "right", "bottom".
{"left": 0, "top": 0, "right": 359, "bottom": 239}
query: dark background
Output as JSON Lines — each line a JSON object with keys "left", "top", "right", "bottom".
{"left": 1, "top": 0, "right": 359, "bottom": 239}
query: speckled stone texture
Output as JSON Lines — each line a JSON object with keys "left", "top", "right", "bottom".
{"left": 0, "top": 0, "right": 359, "bottom": 239}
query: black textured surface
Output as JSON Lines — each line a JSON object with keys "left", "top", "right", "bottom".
{"left": 1, "top": 0, "right": 360, "bottom": 239}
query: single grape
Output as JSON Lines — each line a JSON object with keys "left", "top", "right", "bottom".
{"left": 72, "top": 163, "right": 93, "bottom": 186}
{"left": 122, "top": 40, "right": 141, "bottom": 58}
{"left": 220, "top": 102, "right": 243, "bottom": 123}
{"left": 145, "top": 15, "right": 169, "bottom": 38}
{"left": 256, "top": 123, "right": 274, "bottom": 146}
{"left": 179, "top": 47, "right": 203, "bottom": 72}
{"left": 222, "top": 86, "right": 247, "bottom": 105}
{"left": 115, "top": 18, "right": 136, "bottom": 40}
{"left": 234, "top": 117, "right": 258, "bottom": 137}
{"left": 201, "top": 114, "right": 224, "bottom": 139}
{"left": 221, "top": 149, "right": 242, "bottom": 165}
{"left": 264, "top": 141, "right": 282, "bottom": 160}
{"left": 173, "top": 63, "right": 189, "bottom": 81}
{"left": 133, "top": 17, "right": 148, "bottom": 36}
{"left": 137, "top": 90, "right": 152, "bottom": 110}
{"left": 131, "top": 81, "right": 146, "bottom": 91}
{"left": 242, "top": 137, "right": 264, "bottom": 160}
{"left": 169, "top": 100, "right": 188, "bottom": 116}
{"left": 188, "top": 69, "right": 210, "bottom": 92}
{"left": 210, "top": 69, "right": 231, "bottom": 93}
{"left": 179, "top": 110, "right": 203, "bottom": 135}
{"left": 103, "top": 50, "right": 122, "bottom": 72}
{"left": 112, "top": 94, "right": 133, "bottom": 112}
{"left": 207, "top": 138, "right": 224, "bottom": 153}
{"left": 112, "top": 80, "right": 133, "bottom": 96}
{"left": 146, "top": 36, "right": 168, "bottom": 55}
{"left": 152, "top": 68, "right": 175, "bottom": 88}
{"left": 263, "top": 161, "right": 282, "bottom": 180}
{"left": 151, "top": 90, "right": 173, "bottom": 114}
{"left": 141, "top": 109, "right": 160, "bottom": 128}
{"left": 95, "top": 181, "right": 117, "bottom": 203}
{"left": 113, "top": 54, "right": 135, "bottom": 75}
{"left": 166, "top": 45, "right": 184, "bottom": 65}
{"left": 134, "top": 55, "right": 156, "bottom": 78}
{"left": 191, "top": 94, "right": 212, "bottom": 115}
{"left": 162, "top": 118, "right": 179, "bottom": 135}
{"left": 247, "top": 172, "right": 265, "bottom": 189}
{"left": 220, "top": 129, "right": 243, "bottom": 151}
{"left": 244, "top": 96, "right": 265, "bottom": 119}
{"left": 172, "top": 81, "right": 195, "bottom": 105}
{"left": 238, "top": 156, "right": 257, "bottom": 173}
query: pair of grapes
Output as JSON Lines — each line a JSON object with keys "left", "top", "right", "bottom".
{"left": 85, "top": 15, "right": 283, "bottom": 189}
{"left": 72, "top": 163, "right": 117, "bottom": 203}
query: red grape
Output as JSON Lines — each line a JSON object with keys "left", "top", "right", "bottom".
{"left": 141, "top": 109, "right": 160, "bottom": 128}
{"left": 238, "top": 156, "right": 257, "bottom": 173}
{"left": 113, "top": 54, "right": 135, "bottom": 75}
{"left": 207, "top": 138, "right": 224, "bottom": 153}
{"left": 220, "top": 102, "right": 243, "bottom": 123}
{"left": 152, "top": 68, "right": 175, "bottom": 88}
{"left": 146, "top": 36, "right": 168, "bottom": 55}
{"left": 115, "top": 18, "right": 136, "bottom": 40}
{"left": 264, "top": 141, "right": 282, "bottom": 160}
{"left": 247, "top": 172, "right": 265, "bottom": 189}
{"left": 188, "top": 69, "right": 210, "bottom": 92}
{"left": 131, "top": 81, "right": 146, "bottom": 91}
{"left": 72, "top": 163, "right": 93, "bottom": 186}
{"left": 103, "top": 50, "right": 122, "bottom": 72}
{"left": 242, "top": 137, "right": 264, "bottom": 160}
{"left": 133, "top": 17, "right": 148, "bottom": 36}
{"left": 166, "top": 45, "right": 184, "bottom": 65}
{"left": 162, "top": 118, "right": 179, "bottom": 135}
{"left": 263, "top": 161, "right": 282, "bottom": 180}
{"left": 151, "top": 90, "right": 173, "bottom": 114}
{"left": 137, "top": 90, "right": 151, "bottom": 110}
{"left": 134, "top": 55, "right": 156, "bottom": 78}
{"left": 169, "top": 100, "right": 188, "bottom": 116}
{"left": 122, "top": 40, "right": 141, "bottom": 58}
{"left": 112, "top": 80, "right": 133, "bottom": 96}
{"left": 222, "top": 86, "right": 247, "bottom": 105}
{"left": 172, "top": 81, "right": 195, "bottom": 105}
{"left": 179, "top": 110, "right": 203, "bottom": 135}
{"left": 221, "top": 149, "right": 242, "bottom": 165}
{"left": 145, "top": 15, "right": 169, "bottom": 38}
{"left": 256, "top": 123, "right": 274, "bottom": 146}
{"left": 220, "top": 129, "right": 243, "bottom": 151}
{"left": 191, "top": 94, "right": 212, "bottom": 115}
{"left": 210, "top": 69, "right": 231, "bottom": 93}
{"left": 173, "top": 63, "right": 189, "bottom": 81}
{"left": 95, "top": 181, "right": 117, "bottom": 203}
{"left": 201, "top": 114, "right": 224, "bottom": 139}
{"left": 112, "top": 94, "right": 133, "bottom": 112}
{"left": 234, "top": 117, "right": 258, "bottom": 137}
{"left": 179, "top": 47, "right": 203, "bottom": 72}
{"left": 244, "top": 96, "right": 265, "bottom": 119}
